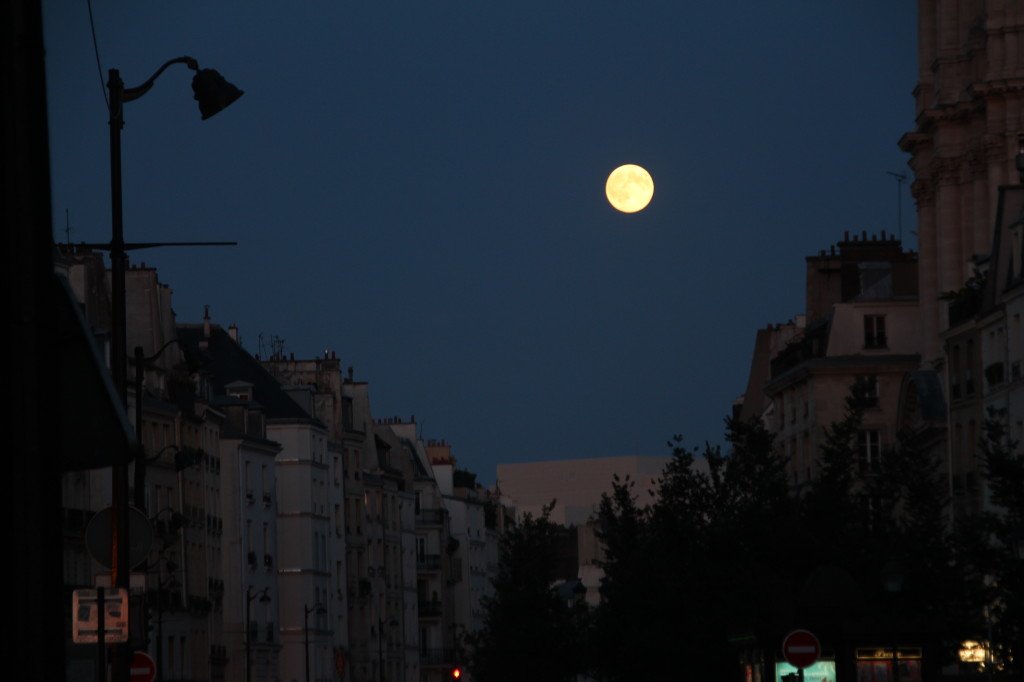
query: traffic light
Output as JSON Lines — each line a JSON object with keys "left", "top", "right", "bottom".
{"left": 450, "top": 666, "right": 462, "bottom": 679}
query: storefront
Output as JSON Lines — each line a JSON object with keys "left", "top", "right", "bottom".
{"left": 774, "top": 659, "right": 837, "bottom": 682}
{"left": 855, "top": 647, "right": 922, "bottom": 682}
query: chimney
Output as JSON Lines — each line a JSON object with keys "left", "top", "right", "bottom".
{"left": 347, "top": 366, "right": 354, "bottom": 381}
{"left": 228, "top": 324, "right": 238, "bottom": 343}
{"left": 203, "top": 305, "right": 211, "bottom": 338}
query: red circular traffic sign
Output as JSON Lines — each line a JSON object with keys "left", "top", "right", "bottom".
{"left": 782, "top": 629, "right": 820, "bottom": 669}
{"left": 131, "top": 651, "right": 156, "bottom": 682}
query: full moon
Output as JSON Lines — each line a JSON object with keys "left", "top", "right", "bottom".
{"left": 605, "top": 164, "right": 654, "bottom": 213}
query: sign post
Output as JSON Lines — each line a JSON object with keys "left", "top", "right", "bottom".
{"left": 782, "top": 629, "right": 821, "bottom": 682}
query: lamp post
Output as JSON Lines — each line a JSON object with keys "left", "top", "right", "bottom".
{"left": 246, "top": 586, "right": 271, "bottom": 682}
{"left": 100, "top": 57, "right": 241, "bottom": 682}
{"left": 378, "top": 614, "right": 398, "bottom": 682}
{"left": 153, "top": 563, "right": 180, "bottom": 682}
{"left": 305, "top": 603, "right": 326, "bottom": 682}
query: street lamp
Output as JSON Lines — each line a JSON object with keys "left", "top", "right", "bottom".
{"left": 378, "top": 614, "right": 398, "bottom": 682}
{"left": 246, "top": 586, "right": 271, "bottom": 682}
{"left": 305, "top": 602, "right": 326, "bottom": 682}
{"left": 152, "top": 561, "right": 180, "bottom": 682}
{"left": 100, "top": 57, "right": 241, "bottom": 682}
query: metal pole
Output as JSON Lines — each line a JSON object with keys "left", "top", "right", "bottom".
{"left": 305, "top": 606, "right": 311, "bottom": 682}
{"left": 156, "top": 590, "right": 163, "bottom": 682}
{"left": 378, "top": 615, "right": 384, "bottom": 682}
{"left": 246, "top": 587, "right": 252, "bottom": 682}
{"left": 96, "top": 587, "right": 106, "bottom": 682}
{"left": 107, "top": 66, "right": 131, "bottom": 682}
{"left": 134, "top": 346, "right": 146, "bottom": 509}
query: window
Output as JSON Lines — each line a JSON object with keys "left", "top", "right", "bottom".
{"left": 858, "top": 262, "right": 893, "bottom": 299}
{"left": 950, "top": 344, "right": 962, "bottom": 399}
{"left": 342, "top": 397, "right": 354, "bottom": 431}
{"left": 864, "top": 315, "right": 887, "bottom": 349}
{"left": 965, "top": 339, "right": 975, "bottom": 395}
{"left": 857, "top": 430, "right": 881, "bottom": 473}
{"left": 858, "top": 375, "right": 879, "bottom": 407}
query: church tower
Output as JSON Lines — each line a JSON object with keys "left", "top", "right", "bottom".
{"left": 899, "top": 1, "right": 1024, "bottom": 360}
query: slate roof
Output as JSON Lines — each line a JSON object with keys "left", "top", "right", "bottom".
{"left": 176, "top": 324, "right": 321, "bottom": 425}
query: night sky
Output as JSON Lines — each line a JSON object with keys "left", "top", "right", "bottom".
{"left": 43, "top": 3, "right": 918, "bottom": 484}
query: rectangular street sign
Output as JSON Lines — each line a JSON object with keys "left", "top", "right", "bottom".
{"left": 72, "top": 588, "right": 129, "bottom": 644}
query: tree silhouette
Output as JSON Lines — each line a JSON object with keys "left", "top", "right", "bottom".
{"left": 465, "top": 503, "right": 588, "bottom": 682}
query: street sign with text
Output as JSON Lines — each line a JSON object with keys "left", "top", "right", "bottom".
{"left": 72, "top": 588, "right": 129, "bottom": 644}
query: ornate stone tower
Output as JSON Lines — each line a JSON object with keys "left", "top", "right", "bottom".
{"left": 899, "top": 0, "right": 1024, "bottom": 360}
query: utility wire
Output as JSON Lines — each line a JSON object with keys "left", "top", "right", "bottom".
{"left": 86, "top": 0, "right": 109, "bottom": 112}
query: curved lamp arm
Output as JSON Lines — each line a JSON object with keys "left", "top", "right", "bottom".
{"left": 121, "top": 56, "right": 198, "bottom": 103}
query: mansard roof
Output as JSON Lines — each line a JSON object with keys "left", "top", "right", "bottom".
{"left": 176, "top": 324, "right": 322, "bottom": 426}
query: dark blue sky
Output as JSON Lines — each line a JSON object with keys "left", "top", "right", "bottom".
{"left": 44, "top": 3, "right": 918, "bottom": 484}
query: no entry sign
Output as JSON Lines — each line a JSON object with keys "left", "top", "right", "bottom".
{"left": 131, "top": 651, "right": 156, "bottom": 682}
{"left": 782, "top": 629, "right": 820, "bottom": 669}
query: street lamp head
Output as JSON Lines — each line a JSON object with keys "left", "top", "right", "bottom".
{"left": 192, "top": 68, "right": 244, "bottom": 120}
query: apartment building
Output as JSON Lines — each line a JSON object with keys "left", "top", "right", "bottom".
{"left": 942, "top": 184, "right": 1024, "bottom": 519}
{"left": 177, "top": 322, "right": 342, "bottom": 682}
{"left": 57, "top": 251, "right": 229, "bottom": 681}
{"left": 739, "top": 233, "right": 925, "bottom": 488}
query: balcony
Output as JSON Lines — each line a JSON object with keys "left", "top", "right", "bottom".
{"left": 417, "top": 554, "right": 441, "bottom": 571}
{"left": 416, "top": 508, "right": 445, "bottom": 525}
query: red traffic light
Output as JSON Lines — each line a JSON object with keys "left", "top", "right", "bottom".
{"left": 451, "top": 667, "right": 462, "bottom": 679}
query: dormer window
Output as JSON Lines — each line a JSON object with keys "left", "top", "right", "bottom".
{"left": 864, "top": 315, "right": 887, "bottom": 349}
{"left": 226, "top": 380, "right": 254, "bottom": 402}
{"left": 858, "top": 262, "right": 892, "bottom": 300}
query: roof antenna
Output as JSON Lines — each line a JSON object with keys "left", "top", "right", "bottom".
{"left": 65, "top": 209, "right": 71, "bottom": 246}
{"left": 886, "top": 171, "right": 907, "bottom": 243}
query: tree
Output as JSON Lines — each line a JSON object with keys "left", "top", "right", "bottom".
{"left": 465, "top": 503, "right": 588, "bottom": 682}
{"left": 973, "top": 408, "right": 1024, "bottom": 674}
{"left": 592, "top": 419, "right": 796, "bottom": 681}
